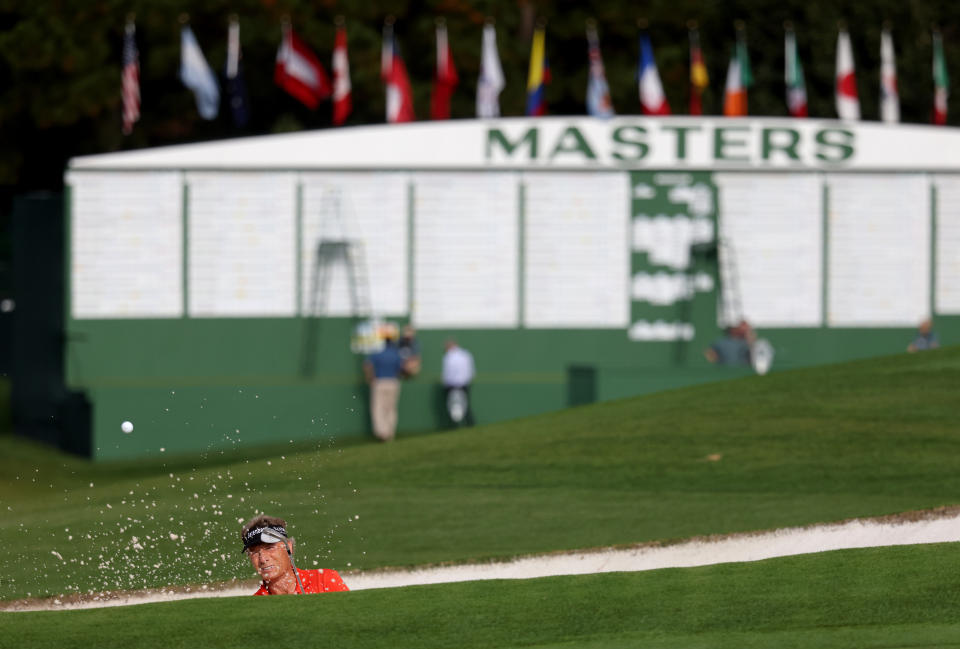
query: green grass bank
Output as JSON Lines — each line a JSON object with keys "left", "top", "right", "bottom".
{"left": 5, "top": 544, "right": 960, "bottom": 649}
{"left": 0, "top": 348, "right": 958, "bottom": 600}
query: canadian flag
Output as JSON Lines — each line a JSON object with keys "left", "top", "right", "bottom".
{"left": 275, "top": 25, "right": 331, "bottom": 109}
{"left": 332, "top": 23, "right": 352, "bottom": 125}
{"left": 835, "top": 28, "right": 860, "bottom": 120}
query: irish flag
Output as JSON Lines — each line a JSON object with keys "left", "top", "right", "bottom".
{"left": 723, "top": 27, "right": 751, "bottom": 117}
{"left": 835, "top": 28, "right": 860, "bottom": 120}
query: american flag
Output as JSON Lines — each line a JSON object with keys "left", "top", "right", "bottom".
{"left": 121, "top": 19, "right": 140, "bottom": 135}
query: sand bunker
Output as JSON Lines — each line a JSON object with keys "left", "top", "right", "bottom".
{"left": 5, "top": 507, "right": 959, "bottom": 612}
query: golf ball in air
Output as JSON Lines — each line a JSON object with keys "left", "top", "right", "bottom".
{"left": 121, "top": 421, "right": 134, "bottom": 434}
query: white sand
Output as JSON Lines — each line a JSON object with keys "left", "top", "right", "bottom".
{"left": 5, "top": 508, "right": 958, "bottom": 612}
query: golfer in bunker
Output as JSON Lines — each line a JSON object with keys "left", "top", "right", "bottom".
{"left": 241, "top": 514, "right": 350, "bottom": 595}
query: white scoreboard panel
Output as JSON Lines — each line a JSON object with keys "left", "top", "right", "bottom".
{"left": 412, "top": 173, "right": 518, "bottom": 328}
{"left": 68, "top": 171, "right": 183, "bottom": 319}
{"left": 300, "top": 173, "right": 408, "bottom": 317}
{"left": 715, "top": 173, "right": 823, "bottom": 327}
{"left": 827, "top": 174, "right": 930, "bottom": 326}
{"left": 934, "top": 175, "right": 960, "bottom": 314}
{"left": 186, "top": 172, "right": 297, "bottom": 317}
{"left": 522, "top": 172, "right": 629, "bottom": 328}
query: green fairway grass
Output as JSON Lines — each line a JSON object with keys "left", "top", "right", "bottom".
{"left": 0, "top": 348, "right": 958, "bottom": 600}
{"left": 5, "top": 544, "right": 960, "bottom": 649}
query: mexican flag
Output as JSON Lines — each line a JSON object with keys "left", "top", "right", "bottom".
{"left": 933, "top": 29, "right": 949, "bottom": 125}
{"left": 785, "top": 26, "right": 807, "bottom": 117}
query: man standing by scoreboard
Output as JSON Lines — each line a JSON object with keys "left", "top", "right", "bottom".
{"left": 442, "top": 339, "right": 475, "bottom": 427}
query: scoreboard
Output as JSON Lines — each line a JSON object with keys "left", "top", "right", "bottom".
{"left": 63, "top": 117, "right": 960, "bottom": 458}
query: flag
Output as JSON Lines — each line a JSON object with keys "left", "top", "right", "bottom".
{"left": 275, "top": 24, "right": 331, "bottom": 109}
{"left": 431, "top": 21, "right": 459, "bottom": 120}
{"left": 121, "top": 18, "right": 140, "bottom": 135}
{"left": 585, "top": 22, "right": 614, "bottom": 118}
{"left": 723, "top": 51, "right": 747, "bottom": 116}
{"left": 225, "top": 17, "right": 250, "bottom": 128}
{"left": 477, "top": 23, "right": 505, "bottom": 118}
{"left": 933, "top": 29, "right": 949, "bottom": 125}
{"left": 724, "top": 25, "right": 751, "bottom": 117}
{"left": 689, "top": 25, "right": 709, "bottom": 115}
{"left": 332, "top": 22, "right": 352, "bottom": 125}
{"left": 835, "top": 28, "right": 860, "bottom": 120}
{"left": 785, "top": 26, "right": 808, "bottom": 117}
{"left": 526, "top": 24, "right": 550, "bottom": 116}
{"left": 637, "top": 33, "right": 670, "bottom": 115}
{"left": 880, "top": 27, "right": 899, "bottom": 123}
{"left": 382, "top": 23, "right": 415, "bottom": 123}
{"left": 180, "top": 25, "right": 220, "bottom": 120}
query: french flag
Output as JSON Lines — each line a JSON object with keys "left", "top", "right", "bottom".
{"left": 637, "top": 33, "right": 670, "bottom": 115}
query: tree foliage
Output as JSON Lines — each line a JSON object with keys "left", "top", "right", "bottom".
{"left": 1, "top": 0, "right": 959, "bottom": 192}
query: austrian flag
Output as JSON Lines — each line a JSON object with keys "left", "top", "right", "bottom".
{"left": 275, "top": 25, "right": 331, "bottom": 109}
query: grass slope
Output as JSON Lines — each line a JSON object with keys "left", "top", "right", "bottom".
{"left": 5, "top": 544, "right": 960, "bottom": 649}
{"left": 1, "top": 348, "right": 958, "bottom": 600}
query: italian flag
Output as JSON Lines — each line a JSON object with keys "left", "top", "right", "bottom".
{"left": 785, "top": 26, "right": 807, "bottom": 117}
{"left": 933, "top": 29, "right": 949, "bottom": 125}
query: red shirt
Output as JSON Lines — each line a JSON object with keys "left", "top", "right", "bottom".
{"left": 253, "top": 568, "right": 350, "bottom": 595}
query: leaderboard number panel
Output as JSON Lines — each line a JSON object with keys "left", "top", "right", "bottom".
{"left": 68, "top": 171, "right": 183, "bottom": 319}
{"left": 715, "top": 172, "right": 823, "bottom": 327}
{"left": 186, "top": 172, "right": 297, "bottom": 317}
{"left": 827, "top": 174, "right": 930, "bottom": 327}
{"left": 412, "top": 173, "right": 519, "bottom": 328}
{"left": 523, "top": 172, "right": 629, "bottom": 328}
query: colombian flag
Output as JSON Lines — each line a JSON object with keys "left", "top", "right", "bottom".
{"left": 525, "top": 25, "right": 551, "bottom": 116}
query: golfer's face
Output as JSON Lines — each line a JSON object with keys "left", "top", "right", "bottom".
{"left": 247, "top": 542, "right": 290, "bottom": 581}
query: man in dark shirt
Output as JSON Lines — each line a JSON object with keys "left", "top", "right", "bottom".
{"left": 908, "top": 319, "right": 940, "bottom": 352}
{"left": 704, "top": 320, "right": 753, "bottom": 367}
{"left": 363, "top": 326, "right": 405, "bottom": 441}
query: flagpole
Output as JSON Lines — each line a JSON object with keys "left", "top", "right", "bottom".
{"left": 382, "top": 15, "right": 395, "bottom": 76}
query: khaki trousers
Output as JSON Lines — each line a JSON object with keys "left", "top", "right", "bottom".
{"left": 371, "top": 378, "right": 400, "bottom": 441}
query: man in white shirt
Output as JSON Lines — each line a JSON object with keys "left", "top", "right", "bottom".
{"left": 442, "top": 339, "right": 475, "bottom": 426}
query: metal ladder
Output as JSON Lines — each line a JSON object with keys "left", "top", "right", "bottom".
{"left": 717, "top": 236, "right": 744, "bottom": 328}
{"left": 300, "top": 187, "right": 373, "bottom": 376}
